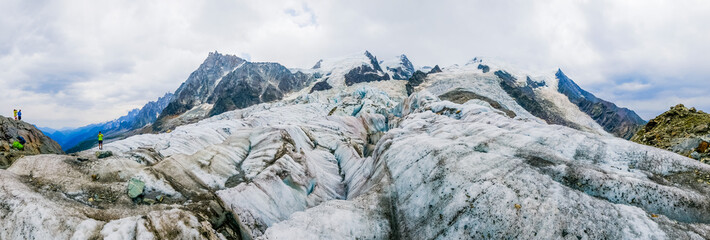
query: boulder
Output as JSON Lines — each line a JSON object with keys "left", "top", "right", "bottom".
{"left": 95, "top": 151, "right": 113, "bottom": 159}
{"left": 698, "top": 141, "right": 709, "bottom": 153}
{"left": 127, "top": 178, "right": 145, "bottom": 199}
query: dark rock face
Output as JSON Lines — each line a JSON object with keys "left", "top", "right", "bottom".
{"left": 343, "top": 65, "right": 390, "bottom": 86}
{"left": 631, "top": 104, "right": 710, "bottom": 162}
{"left": 364, "top": 51, "right": 383, "bottom": 72}
{"left": 154, "top": 53, "right": 315, "bottom": 131}
{"left": 526, "top": 77, "right": 546, "bottom": 88}
{"left": 1, "top": 116, "right": 63, "bottom": 168}
{"left": 556, "top": 69, "right": 646, "bottom": 139}
{"left": 342, "top": 51, "right": 391, "bottom": 86}
{"left": 207, "top": 62, "right": 310, "bottom": 116}
{"left": 156, "top": 52, "right": 246, "bottom": 128}
{"left": 477, "top": 64, "right": 490, "bottom": 73}
{"left": 312, "top": 59, "right": 323, "bottom": 69}
{"left": 495, "top": 70, "right": 584, "bottom": 131}
{"left": 386, "top": 55, "right": 415, "bottom": 80}
{"left": 439, "top": 89, "right": 516, "bottom": 118}
{"left": 405, "top": 64, "right": 443, "bottom": 95}
{"left": 406, "top": 70, "right": 428, "bottom": 95}
{"left": 131, "top": 93, "right": 174, "bottom": 129}
{"left": 310, "top": 80, "right": 332, "bottom": 93}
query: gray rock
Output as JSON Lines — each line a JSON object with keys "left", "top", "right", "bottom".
{"left": 0, "top": 116, "right": 63, "bottom": 155}
{"left": 127, "top": 178, "right": 145, "bottom": 199}
{"left": 428, "top": 65, "right": 442, "bottom": 74}
{"left": 671, "top": 138, "right": 703, "bottom": 155}
{"left": 477, "top": 64, "right": 490, "bottom": 73}
{"left": 95, "top": 151, "right": 113, "bottom": 159}
{"left": 309, "top": 80, "right": 332, "bottom": 93}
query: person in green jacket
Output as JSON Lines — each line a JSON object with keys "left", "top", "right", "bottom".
{"left": 98, "top": 131, "right": 104, "bottom": 150}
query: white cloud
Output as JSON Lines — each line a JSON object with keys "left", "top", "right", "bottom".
{"left": 0, "top": 0, "right": 708, "bottom": 128}
{"left": 616, "top": 82, "right": 651, "bottom": 92}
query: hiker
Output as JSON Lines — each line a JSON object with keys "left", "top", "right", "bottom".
{"left": 18, "top": 136, "right": 26, "bottom": 145}
{"left": 98, "top": 131, "right": 104, "bottom": 150}
{"left": 17, "top": 109, "right": 21, "bottom": 121}
{"left": 13, "top": 109, "right": 17, "bottom": 120}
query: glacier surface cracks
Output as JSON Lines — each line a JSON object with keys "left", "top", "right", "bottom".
{"left": 2, "top": 65, "right": 710, "bottom": 239}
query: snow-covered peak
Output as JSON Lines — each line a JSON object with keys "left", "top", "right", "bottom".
{"left": 380, "top": 54, "right": 415, "bottom": 80}
{"left": 313, "top": 51, "right": 377, "bottom": 74}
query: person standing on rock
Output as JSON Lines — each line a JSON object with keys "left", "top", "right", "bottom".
{"left": 98, "top": 131, "right": 104, "bottom": 150}
{"left": 17, "top": 109, "right": 21, "bottom": 121}
{"left": 13, "top": 109, "right": 17, "bottom": 120}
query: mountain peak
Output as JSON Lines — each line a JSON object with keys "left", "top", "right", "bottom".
{"left": 399, "top": 54, "right": 413, "bottom": 69}
{"left": 428, "top": 65, "right": 442, "bottom": 74}
{"left": 555, "top": 68, "right": 565, "bottom": 77}
{"left": 363, "top": 50, "right": 382, "bottom": 72}
{"left": 380, "top": 54, "right": 415, "bottom": 80}
{"left": 364, "top": 50, "right": 374, "bottom": 58}
{"left": 204, "top": 51, "right": 243, "bottom": 63}
{"left": 312, "top": 59, "right": 323, "bottom": 69}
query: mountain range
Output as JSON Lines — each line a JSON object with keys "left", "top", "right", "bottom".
{"left": 41, "top": 93, "right": 173, "bottom": 152}
{"left": 44, "top": 51, "right": 646, "bottom": 153}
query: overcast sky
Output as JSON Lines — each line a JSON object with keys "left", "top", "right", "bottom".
{"left": 1, "top": 0, "right": 709, "bottom": 128}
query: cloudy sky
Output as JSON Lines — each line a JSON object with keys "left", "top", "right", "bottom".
{"left": 1, "top": 0, "right": 708, "bottom": 128}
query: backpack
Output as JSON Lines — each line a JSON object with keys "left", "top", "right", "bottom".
{"left": 12, "top": 141, "right": 24, "bottom": 150}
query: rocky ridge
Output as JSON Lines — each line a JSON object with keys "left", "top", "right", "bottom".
{"left": 154, "top": 52, "right": 318, "bottom": 132}
{"left": 632, "top": 104, "right": 710, "bottom": 162}
{"left": 556, "top": 70, "right": 646, "bottom": 139}
{"left": 0, "top": 116, "right": 63, "bottom": 168}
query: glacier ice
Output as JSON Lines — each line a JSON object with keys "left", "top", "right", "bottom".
{"left": 2, "top": 59, "right": 710, "bottom": 239}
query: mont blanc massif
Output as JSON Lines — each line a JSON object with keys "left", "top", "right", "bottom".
{"left": 3, "top": 50, "right": 710, "bottom": 239}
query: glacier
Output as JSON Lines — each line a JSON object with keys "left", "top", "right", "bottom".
{"left": 1, "top": 53, "right": 708, "bottom": 239}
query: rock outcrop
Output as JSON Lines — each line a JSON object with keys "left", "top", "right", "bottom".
{"left": 405, "top": 70, "right": 428, "bottom": 96}
{"left": 207, "top": 62, "right": 313, "bottom": 117}
{"left": 631, "top": 104, "right": 710, "bottom": 162}
{"left": 0, "top": 116, "right": 63, "bottom": 168}
{"left": 154, "top": 52, "right": 317, "bottom": 132}
{"left": 343, "top": 51, "right": 391, "bottom": 86}
{"left": 495, "top": 70, "right": 585, "bottom": 131}
{"left": 158, "top": 52, "right": 246, "bottom": 122}
{"left": 382, "top": 54, "right": 415, "bottom": 80}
